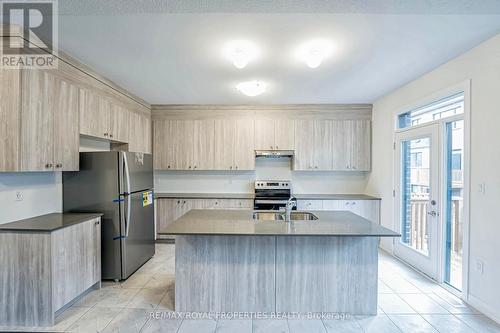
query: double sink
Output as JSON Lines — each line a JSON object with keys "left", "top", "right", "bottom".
{"left": 252, "top": 211, "right": 318, "bottom": 221}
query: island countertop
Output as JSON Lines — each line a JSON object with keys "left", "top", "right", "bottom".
{"left": 164, "top": 209, "right": 399, "bottom": 237}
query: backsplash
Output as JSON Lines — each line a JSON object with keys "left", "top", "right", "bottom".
{"left": 154, "top": 158, "right": 369, "bottom": 194}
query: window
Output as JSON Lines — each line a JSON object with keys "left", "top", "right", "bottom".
{"left": 398, "top": 92, "right": 464, "bottom": 129}
{"left": 410, "top": 152, "right": 422, "bottom": 167}
{"left": 451, "top": 150, "right": 462, "bottom": 170}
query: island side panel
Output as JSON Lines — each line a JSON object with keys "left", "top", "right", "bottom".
{"left": 0, "top": 232, "right": 53, "bottom": 327}
{"left": 275, "top": 236, "right": 378, "bottom": 315}
{"left": 175, "top": 235, "right": 276, "bottom": 312}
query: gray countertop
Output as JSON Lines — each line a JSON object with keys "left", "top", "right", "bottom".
{"left": 163, "top": 209, "right": 399, "bottom": 237}
{"left": 155, "top": 192, "right": 254, "bottom": 199}
{"left": 0, "top": 213, "right": 103, "bottom": 232}
{"left": 155, "top": 192, "right": 381, "bottom": 200}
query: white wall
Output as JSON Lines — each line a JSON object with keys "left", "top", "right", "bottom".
{"left": 366, "top": 33, "right": 500, "bottom": 322}
{"left": 155, "top": 157, "right": 369, "bottom": 194}
{"left": 0, "top": 172, "right": 62, "bottom": 224}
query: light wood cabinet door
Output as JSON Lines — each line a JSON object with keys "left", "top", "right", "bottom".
{"left": 214, "top": 119, "right": 235, "bottom": 170}
{"left": 234, "top": 119, "right": 255, "bottom": 170}
{"left": 313, "top": 120, "right": 333, "bottom": 170}
{"left": 297, "top": 200, "right": 323, "bottom": 210}
{"left": 172, "top": 120, "right": 194, "bottom": 170}
{"left": 52, "top": 75, "right": 79, "bottom": 171}
{"left": 274, "top": 119, "right": 295, "bottom": 150}
{"left": 129, "top": 111, "right": 151, "bottom": 153}
{"left": 153, "top": 119, "right": 174, "bottom": 170}
{"left": 322, "top": 200, "right": 380, "bottom": 224}
{"left": 193, "top": 120, "right": 215, "bottom": 170}
{"left": 254, "top": 119, "right": 275, "bottom": 150}
{"left": 0, "top": 69, "right": 21, "bottom": 171}
{"left": 20, "top": 70, "right": 54, "bottom": 171}
{"left": 332, "top": 120, "right": 351, "bottom": 171}
{"left": 92, "top": 218, "right": 101, "bottom": 283}
{"left": 294, "top": 120, "right": 315, "bottom": 171}
{"left": 156, "top": 199, "right": 178, "bottom": 233}
{"left": 350, "top": 120, "right": 371, "bottom": 171}
{"left": 79, "top": 89, "right": 109, "bottom": 139}
{"left": 109, "top": 103, "right": 129, "bottom": 143}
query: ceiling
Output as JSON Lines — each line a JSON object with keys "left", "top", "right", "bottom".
{"left": 56, "top": 9, "right": 500, "bottom": 104}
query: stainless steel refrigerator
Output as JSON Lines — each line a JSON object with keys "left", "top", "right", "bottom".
{"left": 63, "top": 151, "right": 155, "bottom": 281}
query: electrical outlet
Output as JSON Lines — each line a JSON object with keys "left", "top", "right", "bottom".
{"left": 476, "top": 259, "right": 484, "bottom": 275}
{"left": 15, "top": 191, "right": 23, "bottom": 201}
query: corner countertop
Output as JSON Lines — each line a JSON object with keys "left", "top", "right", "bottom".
{"left": 0, "top": 213, "right": 103, "bottom": 232}
{"left": 155, "top": 192, "right": 381, "bottom": 200}
{"left": 163, "top": 209, "right": 399, "bottom": 237}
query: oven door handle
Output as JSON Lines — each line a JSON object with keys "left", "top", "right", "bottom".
{"left": 254, "top": 199, "right": 293, "bottom": 204}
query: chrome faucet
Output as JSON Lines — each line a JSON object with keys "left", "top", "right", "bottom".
{"left": 284, "top": 197, "right": 296, "bottom": 222}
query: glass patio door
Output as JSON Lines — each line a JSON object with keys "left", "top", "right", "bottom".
{"left": 394, "top": 123, "right": 440, "bottom": 279}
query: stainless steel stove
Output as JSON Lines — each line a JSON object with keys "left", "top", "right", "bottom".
{"left": 253, "top": 180, "right": 297, "bottom": 211}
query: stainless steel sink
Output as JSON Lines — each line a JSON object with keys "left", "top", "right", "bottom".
{"left": 252, "top": 211, "right": 318, "bottom": 221}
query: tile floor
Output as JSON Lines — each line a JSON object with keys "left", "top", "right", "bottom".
{"left": 2, "top": 244, "right": 500, "bottom": 333}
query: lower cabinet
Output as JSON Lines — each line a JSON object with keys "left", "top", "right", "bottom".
{"left": 0, "top": 216, "right": 101, "bottom": 327}
{"left": 156, "top": 198, "right": 253, "bottom": 236}
{"left": 52, "top": 217, "right": 101, "bottom": 311}
{"left": 297, "top": 199, "right": 380, "bottom": 224}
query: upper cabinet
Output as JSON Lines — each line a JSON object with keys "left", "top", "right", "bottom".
{"left": 215, "top": 119, "right": 255, "bottom": 171}
{"left": 332, "top": 120, "right": 371, "bottom": 171}
{"left": 294, "top": 119, "right": 371, "bottom": 171}
{"left": 255, "top": 119, "right": 294, "bottom": 150}
{"left": 0, "top": 68, "right": 80, "bottom": 172}
{"left": 79, "top": 89, "right": 131, "bottom": 143}
{"left": 129, "top": 110, "right": 151, "bottom": 154}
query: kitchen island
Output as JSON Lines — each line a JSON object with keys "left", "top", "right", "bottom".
{"left": 165, "top": 209, "right": 399, "bottom": 315}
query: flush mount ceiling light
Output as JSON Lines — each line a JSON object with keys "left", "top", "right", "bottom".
{"left": 296, "top": 39, "right": 334, "bottom": 69}
{"left": 236, "top": 80, "right": 267, "bottom": 97}
{"left": 223, "top": 40, "right": 259, "bottom": 69}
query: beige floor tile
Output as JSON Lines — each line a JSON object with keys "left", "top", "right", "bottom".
{"left": 322, "top": 318, "right": 363, "bottom": 332}
{"left": 156, "top": 290, "right": 175, "bottom": 311}
{"left": 287, "top": 319, "right": 326, "bottom": 333}
{"left": 455, "top": 315, "right": 500, "bottom": 333}
{"left": 253, "top": 319, "right": 289, "bottom": 333}
{"left": 215, "top": 319, "right": 252, "bottom": 333}
{"left": 66, "top": 306, "right": 121, "bottom": 332}
{"left": 398, "top": 294, "right": 449, "bottom": 314}
{"left": 422, "top": 314, "right": 475, "bottom": 333}
{"left": 355, "top": 314, "right": 401, "bottom": 333}
{"left": 126, "top": 288, "right": 166, "bottom": 309}
{"left": 177, "top": 319, "right": 217, "bottom": 333}
{"left": 378, "top": 294, "right": 417, "bottom": 314}
{"left": 96, "top": 288, "right": 140, "bottom": 308}
{"left": 388, "top": 314, "right": 438, "bottom": 333}
{"left": 140, "top": 317, "right": 183, "bottom": 333}
{"left": 102, "top": 308, "right": 150, "bottom": 333}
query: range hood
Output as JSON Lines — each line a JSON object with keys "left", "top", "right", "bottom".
{"left": 255, "top": 150, "right": 294, "bottom": 158}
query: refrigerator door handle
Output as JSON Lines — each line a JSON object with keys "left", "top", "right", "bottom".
{"left": 123, "top": 153, "right": 132, "bottom": 238}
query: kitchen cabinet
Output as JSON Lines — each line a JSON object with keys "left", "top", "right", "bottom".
{"left": 154, "top": 119, "right": 215, "bottom": 170}
{"left": 80, "top": 89, "right": 133, "bottom": 144}
{"left": 129, "top": 110, "right": 151, "bottom": 154}
{"left": 332, "top": 120, "right": 371, "bottom": 171}
{"left": 156, "top": 197, "right": 253, "bottom": 237}
{"left": 19, "top": 70, "right": 79, "bottom": 171}
{"left": 79, "top": 89, "right": 110, "bottom": 139}
{"left": 298, "top": 199, "right": 380, "bottom": 224}
{"left": 214, "top": 119, "right": 255, "bottom": 170}
{"left": 109, "top": 103, "right": 130, "bottom": 143}
{"left": 255, "top": 119, "right": 295, "bottom": 150}
{"left": 294, "top": 120, "right": 333, "bottom": 171}
{"left": 294, "top": 120, "right": 315, "bottom": 170}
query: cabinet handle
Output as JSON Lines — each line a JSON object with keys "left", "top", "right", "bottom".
{"left": 188, "top": 166, "right": 192, "bottom": 169}
{"left": 352, "top": 202, "right": 356, "bottom": 205}
{"left": 230, "top": 166, "right": 232, "bottom": 170}
{"left": 104, "top": 133, "right": 108, "bottom": 137}
{"left": 110, "top": 134, "right": 113, "bottom": 138}
{"left": 276, "top": 146, "right": 279, "bottom": 149}
{"left": 167, "top": 165, "right": 171, "bottom": 169}
{"left": 194, "top": 166, "right": 197, "bottom": 169}
{"left": 56, "top": 163, "right": 62, "bottom": 168}
{"left": 95, "top": 221, "right": 100, "bottom": 225}
{"left": 235, "top": 165, "right": 238, "bottom": 170}
{"left": 352, "top": 166, "right": 357, "bottom": 170}
{"left": 177, "top": 200, "right": 181, "bottom": 204}
{"left": 314, "top": 166, "right": 318, "bottom": 169}
{"left": 270, "top": 146, "right": 273, "bottom": 150}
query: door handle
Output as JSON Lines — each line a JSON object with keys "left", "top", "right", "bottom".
{"left": 123, "top": 153, "right": 132, "bottom": 238}
{"left": 427, "top": 211, "right": 437, "bottom": 217}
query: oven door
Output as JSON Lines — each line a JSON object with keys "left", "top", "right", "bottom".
{"left": 254, "top": 199, "right": 297, "bottom": 211}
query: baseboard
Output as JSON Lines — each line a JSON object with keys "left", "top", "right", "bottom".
{"left": 467, "top": 294, "right": 500, "bottom": 325}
